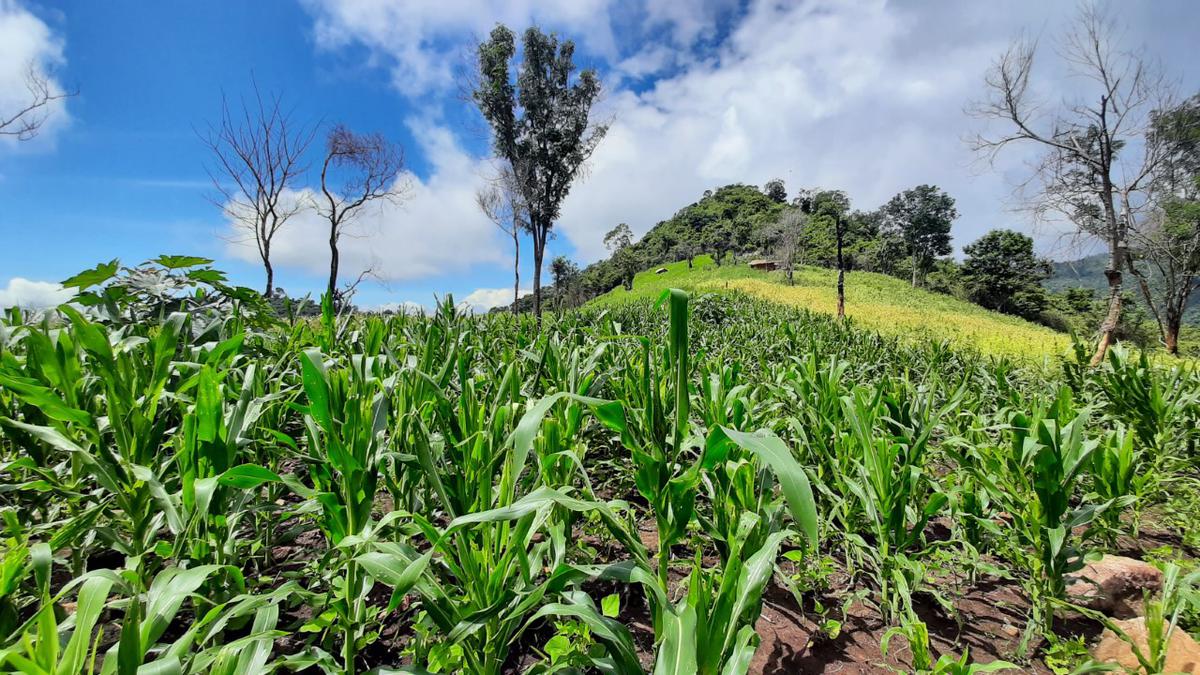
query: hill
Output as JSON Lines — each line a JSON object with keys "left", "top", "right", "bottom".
{"left": 592, "top": 255, "right": 1071, "bottom": 362}
{"left": 1047, "top": 253, "right": 1200, "bottom": 325}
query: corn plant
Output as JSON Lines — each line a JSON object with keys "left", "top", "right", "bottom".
{"left": 834, "top": 382, "right": 955, "bottom": 621}
{"left": 297, "top": 347, "right": 398, "bottom": 673}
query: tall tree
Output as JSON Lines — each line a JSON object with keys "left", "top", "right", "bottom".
{"left": 474, "top": 25, "right": 607, "bottom": 325}
{"left": 970, "top": 4, "right": 1174, "bottom": 364}
{"left": 604, "top": 223, "right": 637, "bottom": 291}
{"left": 476, "top": 162, "right": 529, "bottom": 313}
{"left": 881, "top": 185, "right": 956, "bottom": 287}
{"left": 317, "top": 124, "right": 406, "bottom": 305}
{"left": 1127, "top": 95, "right": 1200, "bottom": 354}
{"left": 961, "top": 229, "right": 1052, "bottom": 319}
{"left": 805, "top": 191, "right": 851, "bottom": 317}
{"left": 204, "top": 84, "right": 315, "bottom": 297}
{"left": 1, "top": 63, "right": 74, "bottom": 141}
{"left": 763, "top": 178, "right": 787, "bottom": 203}
{"left": 549, "top": 255, "right": 581, "bottom": 308}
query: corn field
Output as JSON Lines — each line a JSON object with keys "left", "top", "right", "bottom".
{"left": 2, "top": 275, "right": 1200, "bottom": 674}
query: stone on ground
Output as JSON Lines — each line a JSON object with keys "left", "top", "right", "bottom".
{"left": 1067, "top": 555, "right": 1163, "bottom": 619}
{"left": 1092, "top": 617, "right": 1200, "bottom": 673}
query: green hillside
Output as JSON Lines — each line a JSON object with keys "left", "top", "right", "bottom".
{"left": 1048, "top": 253, "right": 1200, "bottom": 325}
{"left": 593, "top": 255, "right": 1072, "bottom": 362}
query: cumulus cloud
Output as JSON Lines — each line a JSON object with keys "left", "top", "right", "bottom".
{"left": 300, "top": 0, "right": 1198, "bottom": 269}
{"left": 0, "top": 0, "right": 70, "bottom": 150}
{"left": 302, "top": 0, "right": 619, "bottom": 96}
{"left": 459, "top": 287, "right": 530, "bottom": 313}
{"left": 372, "top": 300, "right": 427, "bottom": 315}
{"left": 0, "top": 277, "right": 74, "bottom": 308}
{"left": 224, "top": 120, "right": 507, "bottom": 283}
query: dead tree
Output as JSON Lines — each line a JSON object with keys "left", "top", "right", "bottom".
{"left": 317, "top": 124, "right": 407, "bottom": 304}
{"left": 969, "top": 4, "right": 1173, "bottom": 365}
{"left": 476, "top": 162, "right": 529, "bottom": 313}
{"left": 1, "top": 63, "right": 74, "bottom": 141}
{"left": 203, "top": 84, "right": 315, "bottom": 297}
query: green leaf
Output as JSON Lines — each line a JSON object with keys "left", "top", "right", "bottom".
{"left": 217, "top": 465, "right": 281, "bottom": 490}
{"left": 299, "top": 350, "right": 332, "bottom": 431}
{"left": 654, "top": 603, "right": 698, "bottom": 675}
{"left": 355, "top": 549, "right": 432, "bottom": 596}
{"left": 61, "top": 260, "right": 118, "bottom": 290}
{"left": 57, "top": 576, "right": 114, "bottom": 675}
{"left": 719, "top": 427, "right": 819, "bottom": 551}
{"left": 155, "top": 255, "right": 213, "bottom": 270}
{"left": 601, "top": 593, "right": 621, "bottom": 618}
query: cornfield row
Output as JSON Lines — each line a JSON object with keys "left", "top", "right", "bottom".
{"left": 1, "top": 288, "right": 1199, "bottom": 674}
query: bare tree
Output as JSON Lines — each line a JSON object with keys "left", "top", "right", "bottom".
{"left": 476, "top": 162, "right": 528, "bottom": 312}
{"left": 969, "top": 4, "right": 1173, "bottom": 364}
{"left": 1, "top": 63, "right": 74, "bottom": 141}
{"left": 768, "top": 208, "right": 806, "bottom": 286}
{"left": 203, "top": 84, "right": 315, "bottom": 297}
{"left": 317, "top": 124, "right": 407, "bottom": 304}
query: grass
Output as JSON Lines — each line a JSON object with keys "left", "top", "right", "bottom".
{"left": 591, "top": 256, "right": 1072, "bottom": 362}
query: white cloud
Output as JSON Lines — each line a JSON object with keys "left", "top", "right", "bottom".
{"left": 372, "top": 300, "right": 427, "bottom": 314}
{"left": 0, "top": 0, "right": 70, "bottom": 150}
{"left": 0, "top": 277, "right": 74, "bottom": 308}
{"left": 224, "top": 119, "right": 507, "bottom": 283}
{"left": 302, "top": 0, "right": 620, "bottom": 96}
{"left": 458, "top": 286, "right": 530, "bottom": 313}
{"left": 301, "top": 0, "right": 1200, "bottom": 269}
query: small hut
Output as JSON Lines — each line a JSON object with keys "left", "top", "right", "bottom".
{"left": 749, "top": 259, "right": 779, "bottom": 271}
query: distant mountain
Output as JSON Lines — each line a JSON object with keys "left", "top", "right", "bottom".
{"left": 1045, "top": 254, "right": 1111, "bottom": 294}
{"left": 1045, "top": 253, "right": 1199, "bottom": 324}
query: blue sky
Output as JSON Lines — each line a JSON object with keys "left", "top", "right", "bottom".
{"left": 2, "top": 0, "right": 1198, "bottom": 310}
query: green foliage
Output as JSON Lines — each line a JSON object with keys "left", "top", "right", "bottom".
{"left": 961, "top": 230, "right": 1052, "bottom": 319}
{"left": 474, "top": 23, "right": 606, "bottom": 317}
{"left": 881, "top": 185, "right": 957, "bottom": 286}
{"left": 2, "top": 257, "right": 1199, "bottom": 673}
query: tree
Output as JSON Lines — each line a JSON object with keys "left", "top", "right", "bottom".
{"left": 765, "top": 209, "right": 806, "bottom": 286}
{"left": 550, "top": 256, "right": 582, "bottom": 308}
{"left": 1, "top": 63, "right": 74, "bottom": 141}
{"left": 671, "top": 241, "right": 700, "bottom": 268}
{"left": 961, "top": 229, "right": 1052, "bottom": 319}
{"left": 1127, "top": 95, "right": 1200, "bottom": 353}
{"left": 604, "top": 223, "right": 637, "bottom": 290}
{"left": 204, "top": 84, "right": 315, "bottom": 297}
{"left": 317, "top": 124, "right": 406, "bottom": 304}
{"left": 807, "top": 191, "right": 851, "bottom": 318}
{"left": 763, "top": 178, "right": 787, "bottom": 203}
{"left": 474, "top": 25, "right": 607, "bottom": 325}
{"left": 970, "top": 4, "right": 1174, "bottom": 364}
{"left": 477, "top": 162, "right": 529, "bottom": 313}
{"left": 882, "top": 185, "right": 956, "bottom": 287}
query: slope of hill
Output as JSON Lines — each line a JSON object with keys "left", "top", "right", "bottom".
{"left": 1047, "top": 253, "right": 1200, "bottom": 326}
{"left": 1046, "top": 253, "right": 1111, "bottom": 294}
{"left": 593, "top": 256, "right": 1072, "bottom": 362}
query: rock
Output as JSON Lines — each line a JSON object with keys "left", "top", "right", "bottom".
{"left": 1067, "top": 555, "right": 1162, "bottom": 619}
{"left": 1092, "top": 617, "right": 1200, "bottom": 673}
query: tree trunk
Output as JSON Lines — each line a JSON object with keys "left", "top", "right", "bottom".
{"left": 512, "top": 230, "right": 520, "bottom": 314}
{"left": 533, "top": 227, "right": 544, "bottom": 330}
{"left": 328, "top": 227, "right": 340, "bottom": 302}
{"left": 263, "top": 244, "right": 274, "bottom": 298}
{"left": 1090, "top": 195, "right": 1126, "bottom": 366}
{"left": 911, "top": 254, "right": 919, "bottom": 288}
{"left": 836, "top": 218, "right": 846, "bottom": 319}
{"left": 1165, "top": 315, "right": 1180, "bottom": 355}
